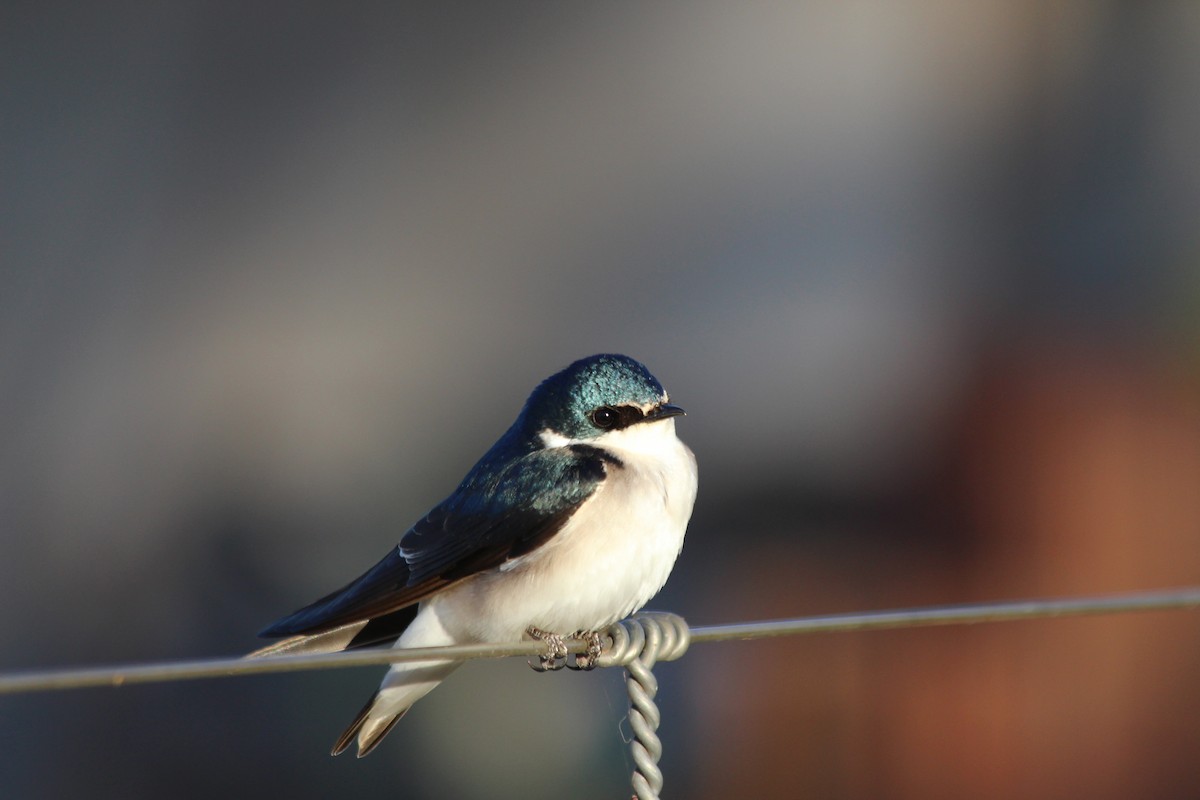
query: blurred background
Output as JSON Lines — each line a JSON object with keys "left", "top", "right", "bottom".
{"left": 3, "top": 2, "right": 1200, "bottom": 798}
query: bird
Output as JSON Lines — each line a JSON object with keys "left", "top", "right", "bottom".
{"left": 251, "top": 353, "right": 698, "bottom": 757}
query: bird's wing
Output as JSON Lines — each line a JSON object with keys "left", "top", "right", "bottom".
{"left": 258, "top": 444, "right": 612, "bottom": 639}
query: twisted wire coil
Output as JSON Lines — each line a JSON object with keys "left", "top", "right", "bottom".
{"left": 594, "top": 612, "right": 690, "bottom": 800}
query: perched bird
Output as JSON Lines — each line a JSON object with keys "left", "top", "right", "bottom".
{"left": 252, "top": 354, "right": 698, "bottom": 757}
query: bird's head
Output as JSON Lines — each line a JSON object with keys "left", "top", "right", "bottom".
{"left": 519, "top": 354, "right": 685, "bottom": 445}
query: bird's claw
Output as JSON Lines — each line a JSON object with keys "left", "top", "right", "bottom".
{"left": 526, "top": 627, "right": 606, "bottom": 671}
{"left": 526, "top": 626, "right": 569, "bottom": 671}
{"left": 565, "top": 630, "right": 605, "bottom": 671}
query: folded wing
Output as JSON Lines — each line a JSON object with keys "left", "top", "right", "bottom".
{"left": 257, "top": 444, "right": 610, "bottom": 641}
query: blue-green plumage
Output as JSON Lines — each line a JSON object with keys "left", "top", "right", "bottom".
{"left": 258, "top": 442, "right": 611, "bottom": 638}
{"left": 260, "top": 354, "right": 671, "bottom": 639}
{"left": 253, "top": 353, "right": 697, "bottom": 757}
{"left": 516, "top": 353, "right": 667, "bottom": 439}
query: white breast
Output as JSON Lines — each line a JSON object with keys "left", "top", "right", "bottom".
{"left": 429, "top": 418, "right": 698, "bottom": 642}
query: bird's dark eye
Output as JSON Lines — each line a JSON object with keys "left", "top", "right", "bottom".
{"left": 590, "top": 406, "right": 620, "bottom": 430}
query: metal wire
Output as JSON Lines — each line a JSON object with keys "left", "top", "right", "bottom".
{"left": 0, "top": 640, "right": 547, "bottom": 695}
{"left": 598, "top": 612, "right": 691, "bottom": 800}
{"left": 0, "top": 586, "right": 1198, "bottom": 696}
{"left": 689, "top": 586, "right": 1200, "bottom": 643}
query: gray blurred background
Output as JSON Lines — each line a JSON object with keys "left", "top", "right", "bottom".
{"left": 3, "top": 3, "right": 1200, "bottom": 798}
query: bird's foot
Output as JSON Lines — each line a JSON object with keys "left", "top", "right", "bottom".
{"left": 565, "top": 630, "right": 605, "bottom": 671}
{"left": 526, "top": 626, "right": 569, "bottom": 672}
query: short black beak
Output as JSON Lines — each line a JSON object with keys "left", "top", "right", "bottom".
{"left": 646, "top": 403, "right": 686, "bottom": 421}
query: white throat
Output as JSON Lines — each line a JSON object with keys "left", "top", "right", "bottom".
{"left": 538, "top": 417, "right": 683, "bottom": 458}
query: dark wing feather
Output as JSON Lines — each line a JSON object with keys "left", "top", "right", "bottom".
{"left": 258, "top": 445, "right": 608, "bottom": 639}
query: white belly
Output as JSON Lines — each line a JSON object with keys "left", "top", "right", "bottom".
{"left": 427, "top": 419, "right": 697, "bottom": 641}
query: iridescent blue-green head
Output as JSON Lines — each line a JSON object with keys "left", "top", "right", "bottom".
{"left": 518, "top": 354, "right": 684, "bottom": 442}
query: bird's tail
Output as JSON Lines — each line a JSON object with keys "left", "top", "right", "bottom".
{"left": 249, "top": 602, "right": 460, "bottom": 757}
{"left": 331, "top": 658, "right": 462, "bottom": 756}
{"left": 250, "top": 629, "right": 459, "bottom": 756}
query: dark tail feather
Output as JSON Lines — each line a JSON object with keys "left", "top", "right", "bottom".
{"left": 331, "top": 693, "right": 407, "bottom": 758}
{"left": 355, "top": 713, "right": 404, "bottom": 758}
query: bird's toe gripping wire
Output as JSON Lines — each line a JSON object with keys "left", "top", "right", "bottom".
{"left": 564, "top": 630, "right": 605, "bottom": 671}
{"left": 525, "top": 626, "right": 570, "bottom": 672}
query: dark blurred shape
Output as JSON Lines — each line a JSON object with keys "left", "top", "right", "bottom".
{"left": 681, "top": 341, "right": 1200, "bottom": 799}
